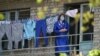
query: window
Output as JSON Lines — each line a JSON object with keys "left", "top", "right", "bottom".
{"left": 81, "top": 4, "right": 93, "bottom": 41}
{"left": 19, "top": 10, "right": 30, "bottom": 20}
{"left": 1, "top": 9, "right": 30, "bottom": 20}
{"left": 10, "top": 12, "right": 15, "bottom": 21}
{"left": 80, "top": 4, "right": 94, "bottom": 41}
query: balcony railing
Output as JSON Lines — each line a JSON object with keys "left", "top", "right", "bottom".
{"left": 0, "top": 31, "right": 99, "bottom": 56}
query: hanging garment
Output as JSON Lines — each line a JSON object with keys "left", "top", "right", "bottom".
{"left": 65, "top": 9, "right": 78, "bottom": 17}
{"left": 0, "top": 24, "right": 6, "bottom": 51}
{"left": 46, "top": 16, "right": 58, "bottom": 33}
{"left": 0, "top": 24, "right": 12, "bottom": 50}
{"left": 0, "top": 21, "right": 11, "bottom": 25}
{"left": 23, "top": 19, "right": 36, "bottom": 39}
{"left": 35, "top": 19, "right": 48, "bottom": 47}
{"left": 54, "top": 21, "right": 69, "bottom": 52}
{"left": 11, "top": 22, "right": 23, "bottom": 49}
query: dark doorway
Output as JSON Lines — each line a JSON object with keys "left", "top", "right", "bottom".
{"left": 64, "top": 3, "right": 81, "bottom": 54}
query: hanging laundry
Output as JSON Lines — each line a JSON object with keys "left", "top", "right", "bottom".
{"left": 65, "top": 9, "right": 78, "bottom": 17}
{"left": 0, "top": 21, "right": 11, "bottom": 25}
{"left": 0, "top": 24, "right": 6, "bottom": 51}
{"left": 11, "top": 22, "right": 24, "bottom": 49}
{"left": 23, "top": 19, "right": 36, "bottom": 40}
{"left": 0, "top": 24, "right": 12, "bottom": 50}
{"left": 35, "top": 19, "right": 48, "bottom": 47}
{"left": 46, "top": 15, "right": 58, "bottom": 33}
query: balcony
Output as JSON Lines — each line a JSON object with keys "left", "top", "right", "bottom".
{"left": 0, "top": 26, "right": 99, "bottom": 56}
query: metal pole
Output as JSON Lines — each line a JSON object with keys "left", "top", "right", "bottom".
{"left": 80, "top": 4, "right": 83, "bottom": 43}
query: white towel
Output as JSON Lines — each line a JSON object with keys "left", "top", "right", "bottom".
{"left": 65, "top": 9, "right": 78, "bottom": 17}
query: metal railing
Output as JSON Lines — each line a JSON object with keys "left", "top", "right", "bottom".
{"left": 0, "top": 32, "right": 100, "bottom": 56}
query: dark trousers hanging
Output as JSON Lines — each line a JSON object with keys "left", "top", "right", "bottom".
{"left": 35, "top": 19, "right": 48, "bottom": 47}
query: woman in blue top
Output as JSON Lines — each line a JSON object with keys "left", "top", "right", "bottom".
{"left": 54, "top": 14, "right": 69, "bottom": 56}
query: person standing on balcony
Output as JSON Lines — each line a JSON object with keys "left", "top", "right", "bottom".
{"left": 54, "top": 13, "right": 69, "bottom": 56}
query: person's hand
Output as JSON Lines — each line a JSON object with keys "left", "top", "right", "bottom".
{"left": 59, "top": 29, "right": 64, "bottom": 32}
{"left": 59, "top": 29, "right": 67, "bottom": 32}
{"left": 63, "top": 28, "right": 67, "bottom": 31}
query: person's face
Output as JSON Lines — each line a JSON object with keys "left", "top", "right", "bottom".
{"left": 60, "top": 15, "right": 65, "bottom": 21}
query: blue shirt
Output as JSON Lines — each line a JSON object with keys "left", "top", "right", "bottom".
{"left": 23, "top": 19, "right": 36, "bottom": 39}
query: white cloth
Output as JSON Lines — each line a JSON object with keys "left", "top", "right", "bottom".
{"left": 65, "top": 9, "right": 78, "bottom": 17}
{"left": 46, "top": 16, "right": 58, "bottom": 33}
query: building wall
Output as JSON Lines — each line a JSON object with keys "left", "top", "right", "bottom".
{"left": 0, "top": 0, "right": 88, "bottom": 11}
{"left": 94, "top": 7, "right": 100, "bottom": 49}
{"left": 0, "top": 0, "right": 88, "bottom": 21}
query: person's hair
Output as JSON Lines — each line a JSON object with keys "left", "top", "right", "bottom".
{"left": 58, "top": 13, "right": 66, "bottom": 21}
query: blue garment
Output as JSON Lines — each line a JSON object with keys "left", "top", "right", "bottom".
{"left": 54, "top": 21, "right": 69, "bottom": 52}
{"left": 23, "top": 19, "right": 36, "bottom": 39}
{"left": 35, "top": 19, "right": 48, "bottom": 47}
